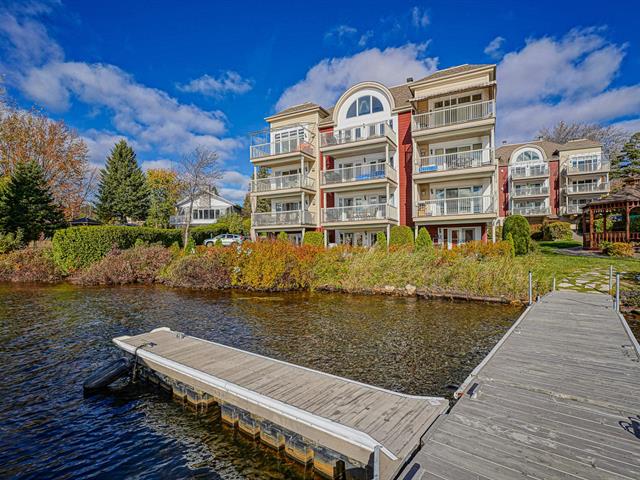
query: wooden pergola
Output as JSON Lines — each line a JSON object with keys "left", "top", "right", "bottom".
{"left": 582, "top": 181, "right": 640, "bottom": 249}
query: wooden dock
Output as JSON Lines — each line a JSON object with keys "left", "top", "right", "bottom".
{"left": 113, "top": 328, "right": 448, "bottom": 479}
{"left": 399, "top": 291, "right": 640, "bottom": 480}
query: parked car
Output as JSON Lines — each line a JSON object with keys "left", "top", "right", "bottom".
{"left": 204, "top": 234, "right": 244, "bottom": 246}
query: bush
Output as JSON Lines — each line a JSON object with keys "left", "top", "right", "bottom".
{"left": 502, "top": 215, "right": 531, "bottom": 255}
{"left": 72, "top": 245, "right": 174, "bottom": 285}
{"left": 161, "top": 248, "right": 232, "bottom": 289}
{"left": 277, "top": 231, "right": 288, "bottom": 241}
{"left": 189, "top": 224, "right": 228, "bottom": 245}
{"left": 376, "top": 231, "right": 387, "bottom": 247}
{"left": 415, "top": 227, "right": 433, "bottom": 252}
{"left": 594, "top": 217, "right": 614, "bottom": 233}
{"left": 543, "top": 221, "right": 573, "bottom": 241}
{"left": 0, "top": 241, "right": 63, "bottom": 282}
{"left": 389, "top": 225, "right": 414, "bottom": 248}
{"left": 303, "top": 231, "right": 324, "bottom": 246}
{"left": 505, "top": 233, "right": 516, "bottom": 257}
{"left": 0, "top": 229, "right": 24, "bottom": 254}
{"left": 52, "top": 226, "right": 182, "bottom": 272}
{"left": 530, "top": 224, "right": 543, "bottom": 241}
{"left": 602, "top": 242, "right": 635, "bottom": 257}
{"left": 456, "top": 240, "right": 514, "bottom": 259}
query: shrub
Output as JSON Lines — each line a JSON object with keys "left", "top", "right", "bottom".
{"left": 530, "top": 224, "right": 543, "bottom": 241}
{"left": 303, "top": 231, "right": 324, "bottom": 246}
{"left": 376, "top": 231, "right": 387, "bottom": 247}
{"left": 602, "top": 242, "right": 635, "bottom": 257}
{"left": 505, "top": 233, "right": 516, "bottom": 257}
{"left": 594, "top": 217, "right": 613, "bottom": 233}
{"left": 630, "top": 216, "right": 640, "bottom": 233}
{"left": 52, "top": 226, "right": 182, "bottom": 272}
{"left": 189, "top": 224, "right": 228, "bottom": 245}
{"left": 415, "top": 227, "right": 433, "bottom": 252}
{"left": 389, "top": 225, "right": 414, "bottom": 248}
{"left": 543, "top": 221, "right": 573, "bottom": 241}
{"left": 161, "top": 248, "right": 232, "bottom": 289}
{"left": 72, "top": 245, "right": 174, "bottom": 285}
{"left": 456, "top": 240, "right": 514, "bottom": 259}
{"left": 0, "top": 241, "right": 63, "bottom": 282}
{"left": 502, "top": 215, "right": 531, "bottom": 255}
{"left": 277, "top": 231, "right": 288, "bottom": 241}
{"left": 0, "top": 229, "right": 24, "bottom": 254}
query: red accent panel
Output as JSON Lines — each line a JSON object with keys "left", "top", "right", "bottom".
{"left": 318, "top": 126, "right": 333, "bottom": 211}
{"left": 397, "top": 112, "right": 413, "bottom": 226}
{"left": 498, "top": 166, "right": 509, "bottom": 217}
{"left": 549, "top": 160, "right": 559, "bottom": 215}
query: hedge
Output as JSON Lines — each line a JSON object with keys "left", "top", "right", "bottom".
{"left": 389, "top": 225, "right": 414, "bottom": 247}
{"left": 52, "top": 226, "right": 182, "bottom": 272}
{"left": 543, "top": 221, "right": 573, "bottom": 241}
{"left": 303, "top": 231, "right": 324, "bottom": 246}
{"left": 502, "top": 215, "right": 531, "bottom": 256}
{"left": 189, "top": 224, "right": 229, "bottom": 245}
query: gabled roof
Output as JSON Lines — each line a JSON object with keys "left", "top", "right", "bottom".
{"left": 412, "top": 64, "right": 494, "bottom": 84}
{"left": 266, "top": 102, "right": 330, "bottom": 122}
{"left": 586, "top": 184, "right": 640, "bottom": 206}
{"left": 557, "top": 139, "right": 602, "bottom": 151}
{"left": 176, "top": 190, "right": 237, "bottom": 208}
{"left": 495, "top": 140, "right": 564, "bottom": 165}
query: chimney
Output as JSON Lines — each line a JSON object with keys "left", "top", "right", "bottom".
{"left": 537, "top": 135, "right": 543, "bottom": 141}
{"left": 406, "top": 77, "right": 413, "bottom": 83}
{"left": 502, "top": 140, "right": 507, "bottom": 145}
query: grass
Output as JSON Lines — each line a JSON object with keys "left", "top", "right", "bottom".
{"left": 536, "top": 240, "right": 582, "bottom": 251}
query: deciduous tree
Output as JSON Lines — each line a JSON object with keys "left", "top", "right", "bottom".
{"left": 145, "top": 168, "right": 183, "bottom": 228}
{"left": 538, "top": 121, "right": 627, "bottom": 160}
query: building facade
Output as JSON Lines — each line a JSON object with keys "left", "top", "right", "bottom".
{"left": 170, "top": 190, "right": 240, "bottom": 227}
{"left": 249, "top": 64, "right": 608, "bottom": 247}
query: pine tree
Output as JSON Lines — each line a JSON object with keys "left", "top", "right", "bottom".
{"left": 95, "top": 140, "right": 150, "bottom": 223}
{"left": 611, "top": 132, "right": 640, "bottom": 179}
{"left": 0, "top": 161, "right": 66, "bottom": 241}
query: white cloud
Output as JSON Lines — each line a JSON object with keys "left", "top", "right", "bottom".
{"left": 276, "top": 44, "right": 438, "bottom": 110}
{"left": 614, "top": 117, "right": 640, "bottom": 134}
{"left": 497, "top": 28, "right": 638, "bottom": 141}
{"left": 411, "top": 7, "right": 429, "bottom": 28}
{"left": 219, "top": 170, "right": 251, "bottom": 204}
{"left": 358, "top": 30, "right": 373, "bottom": 47}
{"left": 141, "top": 159, "right": 174, "bottom": 171}
{"left": 176, "top": 71, "right": 253, "bottom": 97}
{"left": 324, "top": 24, "right": 358, "bottom": 44}
{"left": 484, "top": 36, "right": 505, "bottom": 59}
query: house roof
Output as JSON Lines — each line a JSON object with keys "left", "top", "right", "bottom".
{"left": 412, "top": 64, "right": 494, "bottom": 84}
{"left": 176, "top": 190, "right": 237, "bottom": 208}
{"left": 557, "top": 139, "right": 602, "bottom": 151}
{"left": 586, "top": 184, "right": 640, "bottom": 206}
{"left": 495, "top": 140, "right": 564, "bottom": 165}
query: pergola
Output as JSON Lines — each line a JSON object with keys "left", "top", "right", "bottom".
{"left": 582, "top": 181, "right": 640, "bottom": 249}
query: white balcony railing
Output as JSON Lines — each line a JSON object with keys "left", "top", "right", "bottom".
{"left": 511, "top": 185, "right": 550, "bottom": 198}
{"left": 564, "top": 204, "right": 585, "bottom": 215}
{"left": 250, "top": 138, "right": 314, "bottom": 160}
{"left": 251, "top": 173, "right": 314, "bottom": 193}
{"left": 511, "top": 206, "right": 551, "bottom": 216}
{"left": 412, "top": 100, "right": 495, "bottom": 131}
{"left": 322, "top": 204, "right": 397, "bottom": 223}
{"left": 169, "top": 215, "right": 186, "bottom": 225}
{"left": 414, "top": 148, "right": 494, "bottom": 174}
{"left": 415, "top": 195, "right": 494, "bottom": 217}
{"left": 321, "top": 163, "right": 397, "bottom": 186}
{"left": 252, "top": 210, "right": 316, "bottom": 227}
{"left": 510, "top": 162, "right": 549, "bottom": 179}
{"left": 567, "top": 157, "right": 609, "bottom": 174}
{"left": 567, "top": 182, "right": 610, "bottom": 194}
{"left": 320, "top": 121, "right": 395, "bottom": 149}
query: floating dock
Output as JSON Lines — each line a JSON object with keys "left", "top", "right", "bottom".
{"left": 399, "top": 291, "right": 640, "bottom": 480}
{"left": 114, "top": 328, "right": 448, "bottom": 479}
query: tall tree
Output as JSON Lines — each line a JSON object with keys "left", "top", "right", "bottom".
{"left": 175, "top": 147, "right": 222, "bottom": 247}
{"left": 95, "top": 140, "right": 150, "bottom": 223}
{"left": 145, "top": 168, "right": 183, "bottom": 228}
{"left": 0, "top": 161, "right": 66, "bottom": 241}
{"left": 611, "top": 132, "right": 640, "bottom": 179}
{"left": 538, "top": 121, "right": 628, "bottom": 160}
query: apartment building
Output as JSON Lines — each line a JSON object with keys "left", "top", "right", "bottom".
{"left": 496, "top": 138, "right": 609, "bottom": 223}
{"left": 248, "top": 63, "right": 607, "bottom": 247}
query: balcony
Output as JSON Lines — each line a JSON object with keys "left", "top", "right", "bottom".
{"left": 250, "top": 138, "right": 314, "bottom": 161}
{"left": 566, "top": 156, "right": 609, "bottom": 175}
{"left": 319, "top": 121, "right": 395, "bottom": 153}
{"left": 412, "top": 100, "right": 495, "bottom": 131}
{"left": 511, "top": 185, "right": 550, "bottom": 198}
{"left": 564, "top": 204, "right": 585, "bottom": 215}
{"left": 414, "top": 148, "right": 494, "bottom": 175}
{"left": 511, "top": 206, "right": 550, "bottom": 216}
{"left": 414, "top": 195, "right": 494, "bottom": 218}
{"left": 321, "top": 163, "right": 397, "bottom": 187}
{"left": 510, "top": 162, "right": 549, "bottom": 179}
{"left": 322, "top": 204, "right": 398, "bottom": 224}
{"left": 567, "top": 182, "right": 610, "bottom": 194}
{"left": 252, "top": 210, "right": 316, "bottom": 227}
{"left": 251, "top": 173, "right": 315, "bottom": 194}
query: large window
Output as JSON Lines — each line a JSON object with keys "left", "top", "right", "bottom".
{"left": 346, "top": 95, "right": 384, "bottom": 118}
{"left": 515, "top": 149, "right": 542, "bottom": 162}
{"left": 433, "top": 93, "right": 481, "bottom": 109}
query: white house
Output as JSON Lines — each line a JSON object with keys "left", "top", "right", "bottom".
{"left": 170, "top": 189, "right": 241, "bottom": 227}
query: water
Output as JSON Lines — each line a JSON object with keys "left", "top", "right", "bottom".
{"left": 0, "top": 283, "right": 522, "bottom": 479}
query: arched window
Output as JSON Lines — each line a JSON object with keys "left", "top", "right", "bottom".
{"left": 515, "top": 149, "right": 542, "bottom": 162}
{"left": 345, "top": 95, "right": 385, "bottom": 118}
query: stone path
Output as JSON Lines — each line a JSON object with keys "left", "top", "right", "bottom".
{"left": 556, "top": 265, "right": 638, "bottom": 294}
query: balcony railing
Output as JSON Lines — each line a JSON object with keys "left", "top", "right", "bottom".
{"left": 567, "top": 182, "right": 610, "bottom": 194}
{"left": 567, "top": 157, "right": 609, "bottom": 174}
{"left": 322, "top": 204, "right": 397, "bottom": 223}
{"left": 414, "top": 148, "right": 494, "bottom": 174}
{"left": 511, "top": 206, "right": 551, "bottom": 216}
{"left": 511, "top": 185, "right": 550, "bottom": 198}
{"left": 250, "top": 138, "right": 314, "bottom": 160}
{"left": 412, "top": 100, "right": 495, "bottom": 131}
{"left": 252, "top": 210, "right": 316, "bottom": 227}
{"left": 415, "top": 195, "right": 494, "bottom": 217}
{"left": 321, "top": 163, "right": 397, "bottom": 186}
{"left": 319, "top": 121, "right": 395, "bottom": 149}
{"left": 565, "top": 204, "right": 585, "bottom": 215}
{"left": 510, "top": 162, "right": 549, "bottom": 179}
{"left": 251, "top": 173, "right": 314, "bottom": 193}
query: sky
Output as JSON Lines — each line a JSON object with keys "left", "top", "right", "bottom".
{"left": 1, "top": 0, "right": 639, "bottom": 203}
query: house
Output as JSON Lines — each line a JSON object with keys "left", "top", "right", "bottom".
{"left": 247, "top": 63, "right": 607, "bottom": 247}
{"left": 170, "top": 189, "right": 240, "bottom": 227}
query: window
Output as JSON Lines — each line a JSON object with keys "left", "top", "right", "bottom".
{"left": 346, "top": 101, "right": 357, "bottom": 118}
{"left": 515, "top": 149, "right": 542, "bottom": 162}
{"left": 345, "top": 95, "right": 385, "bottom": 118}
{"left": 372, "top": 96, "right": 383, "bottom": 113}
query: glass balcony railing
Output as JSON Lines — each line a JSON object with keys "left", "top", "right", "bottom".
{"left": 321, "top": 204, "right": 397, "bottom": 223}
{"left": 567, "top": 182, "right": 610, "bottom": 194}
{"left": 321, "top": 163, "right": 397, "bottom": 185}
{"left": 251, "top": 210, "right": 316, "bottom": 227}
{"left": 250, "top": 173, "right": 314, "bottom": 193}
{"left": 510, "top": 162, "right": 549, "bottom": 179}
{"left": 415, "top": 195, "right": 494, "bottom": 217}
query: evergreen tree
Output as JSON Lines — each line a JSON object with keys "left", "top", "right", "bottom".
{"left": 415, "top": 227, "right": 434, "bottom": 252}
{"left": 611, "top": 132, "right": 640, "bottom": 179}
{"left": 0, "top": 161, "right": 66, "bottom": 241}
{"left": 95, "top": 140, "right": 149, "bottom": 223}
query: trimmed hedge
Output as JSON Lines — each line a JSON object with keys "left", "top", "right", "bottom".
{"left": 415, "top": 227, "right": 433, "bottom": 252}
{"left": 502, "top": 215, "right": 531, "bottom": 256}
{"left": 52, "top": 226, "right": 182, "bottom": 272}
{"left": 189, "top": 224, "right": 229, "bottom": 245}
{"left": 303, "top": 231, "right": 324, "bottom": 246}
{"left": 389, "top": 225, "right": 414, "bottom": 247}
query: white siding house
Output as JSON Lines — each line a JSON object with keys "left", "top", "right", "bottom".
{"left": 170, "top": 190, "right": 240, "bottom": 227}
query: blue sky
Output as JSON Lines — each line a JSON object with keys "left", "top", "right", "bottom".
{"left": 1, "top": 0, "right": 639, "bottom": 203}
